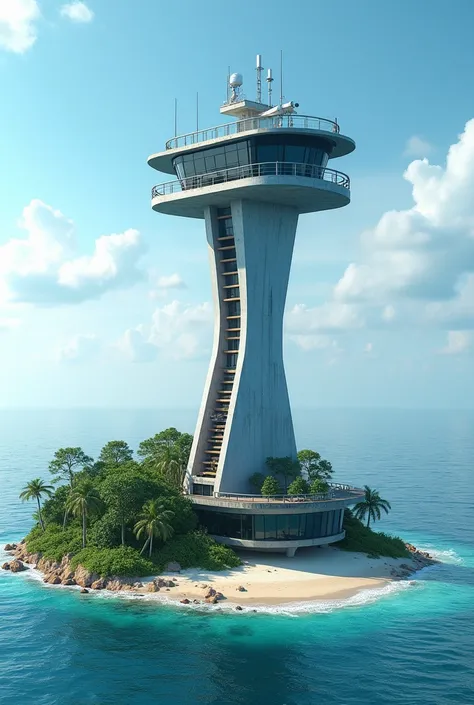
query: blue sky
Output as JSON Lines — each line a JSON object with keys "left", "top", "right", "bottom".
{"left": 0, "top": 0, "right": 473, "bottom": 409}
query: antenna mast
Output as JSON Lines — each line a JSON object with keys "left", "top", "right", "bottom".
{"left": 266, "top": 68, "right": 274, "bottom": 106}
{"left": 279, "top": 49, "right": 283, "bottom": 106}
{"left": 256, "top": 54, "right": 263, "bottom": 103}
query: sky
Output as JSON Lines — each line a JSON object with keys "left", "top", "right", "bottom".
{"left": 0, "top": 0, "right": 473, "bottom": 410}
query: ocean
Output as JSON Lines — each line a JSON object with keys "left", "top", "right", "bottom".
{"left": 0, "top": 407, "right": 473, "bottom": 705}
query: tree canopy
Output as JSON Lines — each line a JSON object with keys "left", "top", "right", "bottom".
{"left": 49, "top": 447, "right": 93, "bottom": 487}
{"left": 99, "top": 441, "right": 134, "bottom": 468}
{"left": 297, "top": 449, "right": 334, "bottom": 482}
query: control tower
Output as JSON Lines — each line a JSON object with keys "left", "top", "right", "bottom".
{"left": 148, "top": 56, "right": 361, "bottom": 555}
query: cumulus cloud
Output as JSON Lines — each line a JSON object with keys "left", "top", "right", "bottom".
{"left": 117, "top": 326, "right": 158, "bottom": 363}
{"left": 328, "top": 120, "right": 474, "bottom": 329}
{"left": 117, "top": 301, "right": 213, "bottom": 362}
{"left": 0, "top": 199, "right": 144, "bottom": 306}
{"left": 0, "top": 0, "right": 40, "bottom": 53}
{"left": 60, "top": 1, "right": 94, "bottom": 23}
{"left": 149, "top": 273, "right": 187, "bottom": 300}
{"left": 57, "top": 333, "right": 99, "bottom": 362}
{"left": 285, "top": 302, "right": 364, "bottom": 334}
{"left": 440, "top": 330, "right": 472, "bottom": 355}
{"left": 404, "top": 135, "right": 434, "bottom": 158}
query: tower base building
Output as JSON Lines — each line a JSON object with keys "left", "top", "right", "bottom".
{"left": 148, "top": 58, "right": 363, "bottom": 555}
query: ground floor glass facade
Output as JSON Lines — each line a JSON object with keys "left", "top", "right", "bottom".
{"left": 196, "top": 509, "right": 344, "bottom": 542}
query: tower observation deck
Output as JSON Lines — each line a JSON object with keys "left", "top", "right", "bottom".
{"left": 148, "top": 57, "right": 362, "bottom": 556}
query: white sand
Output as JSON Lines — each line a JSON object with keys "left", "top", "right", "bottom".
{"left": 140, "top": 547, "right": 416, "bottom": 605}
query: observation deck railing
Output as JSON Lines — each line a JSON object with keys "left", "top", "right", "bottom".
{"left": 203, "top": 483, "right": 364, "bottom": 504}
{"left": 152, "top": 162, "right": 350, "bottom": 199}
{"left": 165, "top": 114, "right": 340, "bottom": 150}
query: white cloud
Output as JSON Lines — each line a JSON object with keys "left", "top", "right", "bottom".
{"left": 0, "top": 0, "right": 40, "bottom": 53}
{"left": 404, "top": 135, "right": 434, "bottom": 158}
{"left": 440, "top": 330, "right": 472, "bottom": 355}
{"left": 57, "top": 333, "right": 99, "bottom": 362}
{"left": 331, "top": 120, "right": 474, "bottom": 329}
{"left": 117, "top": 326, "right": 158, "bottom": 363}
{"left": 285, "top": 302, "right": 364, "bottom": 334}
{"left": 382, "top": 305, "right": 396, "bottom": 322}
{"left": 0, "top": 317, "right": 20, "bottom": 332}
{"left": 364, "top": 342, "right": 373, "bottom": 354}
{"left": 290, "top": 334, "right": 337, "bottom": 352}
{"left": 156, "top": 273, "right": 186, "bottom": 290}
{"left": 0, "top": 199, "right": 144, "bottom": 306}
{"left": 117, "top": 301, "right": 213, "bottom": 362}
{"left": 60, "top": 1, "right": 94, "bottom": 23}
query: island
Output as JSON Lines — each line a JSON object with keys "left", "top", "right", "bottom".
{"left": 2, "top": 428, "right": 436, "bottom": 608}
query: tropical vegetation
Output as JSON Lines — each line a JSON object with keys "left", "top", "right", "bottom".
{"left": 20, "top": 427, "right": 240, "bottom": 577}
{"left": 248, "top": 449, "right": 335, "bottom": 496}
{"left": 353, "top": 485, "right": 392, "bottom": 528}
{"left": 337, "top": 509, "right": 408, "bottom": 559}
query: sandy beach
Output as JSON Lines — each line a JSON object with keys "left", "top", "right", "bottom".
{"left": 136, "top": 547, "right": 420, "bottom": 605}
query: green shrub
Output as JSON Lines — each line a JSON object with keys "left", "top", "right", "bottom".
{"left": 336, "top": 510, "right": 409, "bottom": 558}
{"left": 41, "top": 486, "right": 70, "bottom": 525}
{"left": 309, "top": 478, "right": 330, "bottom": 494}
{"left": 261, "top": 476, "right": 282, "bottom": 496}
{"left": 26, "top": 523, "right": 83, "bottom": 561}
{"left": 89, "top": 510, "right": 122, "bottom": 548}
{"left": 152, "top": 531, "right": 241, "bottom": 572}
{"left": 70, "top": 546, "right": 154, "bottom": 577}
{"left": 287, "top": 476, "right": 310, "bottom": 495}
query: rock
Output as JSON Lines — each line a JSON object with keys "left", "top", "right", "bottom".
{"left": 80, "top": 588, "right": 89, "bottom": 594}
{"left": 91, "top": 579, "right": 106, "bottom": 590}
{"left": 205, "top": 596, "right": 218, "bottom": 604}
{"left": 74, "top": 565, "right": 99, "bottom": 588}
{"left": 400, "top": 564, "right": 412, "bottom": 570}
{"left": 237, "top": 585, "right": 247, "bottom": 592}
{"left": 235, "top": 606, "right": 243, "bottom": 611}
{"left": 106, "top": 580, "right": 123, "bottom": 592}
{"left": 215, "top": 592, "right": 225, "bottom": 601}
{"left": 166, "top": 562, "right": 181, "bottom": 573}
{"left": 166, "top": 580, "right": 176, "bottom": 588}
{"left": 201, "top": 584, "right": 208, "bottom": 589}
{"left": 47, "top": 575, "right": 61, "bottom": 585}
{"left": 4, "top": 544, "right": 16, "bottom": 551}
{"left": 1, "top": 562, "right": 10, "bottom": 570}
{"left": 133, "top": 582, "right": 143, "bottom": 589}
{"left": 9, "top": 560, "right": 27, "bottom": 573}
{"left": 62, "top": 578, "right": 76, "bottom": 586}
{"left": 146, "top": 582, "right": 160, "bottom": 592}
{"left": 204, "top": 587, "right": 216, "bottom": 599}
{"left": 180, "top": 598, "right": 190, "bottom": 604}
{"left": 193, "top": 599, "right": 200, "bottom": 604}
{"left": 165, "top": 588, "right": 170, "bottom": 591}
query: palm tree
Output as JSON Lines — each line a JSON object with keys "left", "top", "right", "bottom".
{"left": 353, "top": 485, "right": 391, "bottom": 528}
{"left": 134, "top": 499, "right": 174, "bottom": 558}
{"left": 157, "top": 457, "right": 185, "bottom": 491}
{"left": 66, "top": 481, "right": 102, "bottom": 548}
{"left": 19, "top": 478, "right": 54, "bottom": 531}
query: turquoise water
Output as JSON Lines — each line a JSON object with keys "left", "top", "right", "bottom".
{"left": 1, "top": 408, "right": 474, "bottom": 704}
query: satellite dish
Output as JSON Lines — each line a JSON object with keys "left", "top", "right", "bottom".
{"left": 229, "top": 72, "right": 243, "bottom": 88}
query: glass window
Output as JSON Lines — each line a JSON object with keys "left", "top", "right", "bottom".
{"left": 276, "top": 515, "right": 290, "bottom": 540}
{"left": 313, "top": 512, "right": 322, "bottom": 537}
{"left": 285, "top": 145, "right": 305, "bottom": 163}
{"left": 242, "top": 515, "right": 253, "bottom": 540}
{"left": 298, "top": 514, "right": 307, "bottom": 538}
{"left": 288, "top": 515, "right": 300, "bottom": 539}
{"left": 264, "top": 515, "right": 277, "bottom": 540}
{"left": 226, "top": 353, "right": 237, "bottom": 368}
{"left": 254, "top": 515, "right": 265, "bottom": 540}
{"left": 320, "top": 512, "right": 329, "bottom": 537}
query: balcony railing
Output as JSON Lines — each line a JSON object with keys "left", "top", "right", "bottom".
{"left": 165, "top": 114, "right": 339, "bottom": 150}
{"left": 192, "top": 483, "right": 364, "bottom": 504}
{"left": 152, "top": 162, "right": 350, "bottom": 199}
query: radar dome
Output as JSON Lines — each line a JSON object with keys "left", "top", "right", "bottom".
{"left": 229, "top": 73, "right": 243, "bottom": 88}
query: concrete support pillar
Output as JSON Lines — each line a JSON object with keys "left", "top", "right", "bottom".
{"left": 286, "top": 547, "right": 297, "bottom": 557}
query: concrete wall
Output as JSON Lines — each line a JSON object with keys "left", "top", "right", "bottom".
{"left": 215, "top": 200, "right": 299, "bottom": 494}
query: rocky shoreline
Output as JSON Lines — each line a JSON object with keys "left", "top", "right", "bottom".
{"left": 1, "top": 540, "right": 438, "bottom": 605}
